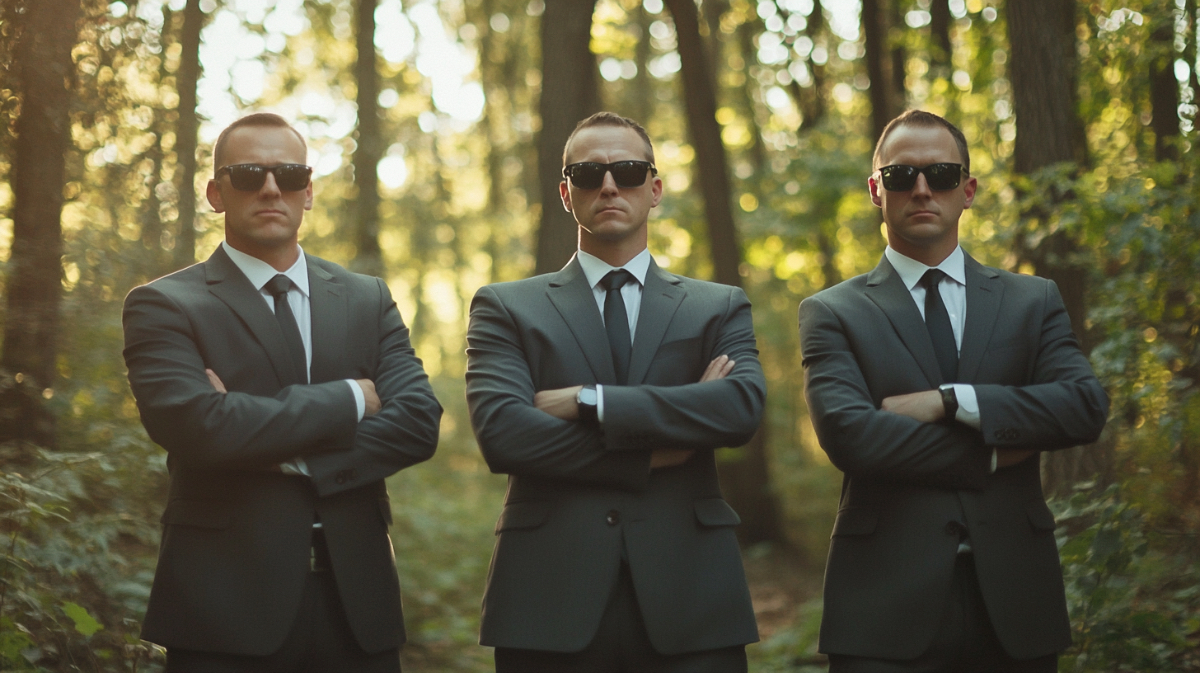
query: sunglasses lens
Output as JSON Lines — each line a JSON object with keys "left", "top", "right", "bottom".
{"left": 923, "top": 163, "right": 962, "bottom": 190}
{"left": 880, "top": 166, "right": 918, "bottom": 192}
{"left": 568, "top": 164, "right": 606, "bottom": 189}
{"left": 609, "top": 162, "right": 649, "bottom": 187}
{"left": 274, "top": 165, "right": 312, "bottom": 191}
{"left": 227, "top": 165, "right": 267, "bottom": 191}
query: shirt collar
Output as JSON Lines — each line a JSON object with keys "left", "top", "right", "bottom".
{"left": 884, "top": 245, "right": 966, "bottom": 291}
{"left": 576, "top": 248, "right": 651, "bottom": 290}
{"left": 222, "top": 241, "right": 310, "bottom": 297}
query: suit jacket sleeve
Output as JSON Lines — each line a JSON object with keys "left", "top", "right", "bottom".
{"left": 799, "top": 294, "right": 991, "bottom": 490}
{"left": 466, "top": 285, "right": 653, "bottom": 492}
{"left": 973, "top": 280, "right": 1108, "bottom": 449}
{"left": 305, "top": 277, "right": 442, "bottom": 497}
{"left": 601, "top": 286, "right": 765, "bottom": 451}
{"left": 123, "top": 283, "right": 359, "bottom": 470}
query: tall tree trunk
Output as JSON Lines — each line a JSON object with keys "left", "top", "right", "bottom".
{"left": 736, "top": 17, "right": 766, "bottom": 172}
{"left": 889, "top": 0, "right": 907, "bottom": 109}
{"left": 632, "top": 4, "right": 655, "bottom": 126}
{"left": 534, "top": 0, "right": 600, "bottom": 275}
{"left": 1, "top": 0, "right": 81, "bottom": 446}
{"left": 929, "top": 0, "right": 952, "bottom": 75}
{"left": 1007, "top": 0, "right": 1107, "bottom": 495}
{"left": 173, "top": 0, "right": 204, "bottom": 270}
{"left": 352, "top": 0, "right": 384, "bottom": 277}
{"left": 862, "top": 0, "right": 900, "bottom": 142}
{"left": 665, "top": 0, "right": 781, "bottom": 545}
{"left": 1149, "top": 9, "right": 1180, "bottom": 162}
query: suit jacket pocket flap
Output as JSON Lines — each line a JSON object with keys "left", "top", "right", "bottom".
{"left": 1025, "top": 501, "right": 1057, "bottom": 531}
{"left": 495, "top": 501, "right": 550, "bottom": 534}
{"left": 693, "top": 498, "right": 741, "bottom": 527}
{"left": 161, "top": 499, "right": 231, "bottom": 529}
{"left": 832, "top": 508, "right": 877, "bottom": 537}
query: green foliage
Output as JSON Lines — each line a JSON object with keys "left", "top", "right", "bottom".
{"left": 1053, "top": 484, "right": 1200, "bottom": 672}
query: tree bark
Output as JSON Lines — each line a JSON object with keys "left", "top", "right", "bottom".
{"left": 173, "top": 0, "right": 204, "bottom": 270}
{"left": 1149, "top": 9, "right": 1180, "bottom": 162}
{"left": 1, "top": 0, "right": 81, "bottom": 445}
{"left": 352, "top": 0, "right": 384, "bottom": 277}
{"left": 862, "top": 0, "right": 900, "bottom": 142}
{"left": 1007, "top": 0, "right": 1106, "bottom": 495}
{"left": 665, "top": 0, "right": 781, "bottom": 545}
{"left": 534, "top": 0, "right": 600, "bottom": 275}
{"left": 889, "top": 0, "right": 907, "bottom": 109}
{"left": 929, "top": 0, "right": 952, "bottom": 75}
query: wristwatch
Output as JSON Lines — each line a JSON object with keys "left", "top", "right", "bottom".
{"left": 576, "top": 385, "right": 599, "bottom": 425}
{"left": 938, "top": 384, "right": 959, "bottom": 423}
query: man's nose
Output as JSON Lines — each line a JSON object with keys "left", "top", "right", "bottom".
{"left": 911, "top": 172, "right": 933, "bottom": 197}
{"left": 260, "top": 171, "right": 282, "bottom": 196}
{"left": 599, "top": 170, "right": 620, "bottom": 194}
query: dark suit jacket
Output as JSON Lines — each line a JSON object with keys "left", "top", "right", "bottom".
{"left": 122, "top": 246, "right": 441, "bottom": 656}
{"left": 798, "top": 252, "right": 1108, "bottom": 661}
{"left": 465, "top": 256, "right": 764, "bottom": 655}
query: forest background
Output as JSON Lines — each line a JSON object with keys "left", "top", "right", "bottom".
{"left": 1, "top": 0, "right": 1198, "bottom": 670}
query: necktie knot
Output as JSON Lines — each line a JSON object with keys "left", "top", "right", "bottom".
{"left": 601, "top": 269, "right": 635, "bottom": 292}
{"left": 266, "top": 274, "right": 293, "bottom": 298}
{"left": 920, "top": 268, "right": 947, "bottom": 290}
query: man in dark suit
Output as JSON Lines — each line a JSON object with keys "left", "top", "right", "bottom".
{"left": 799, "top": 109, "right": 1109, "bottom": 672}
{"left": 466, "top": 112, "right": 763, "bottom": 672}
{"left": 123, "top": 113, "right": 441, "bottom": 672}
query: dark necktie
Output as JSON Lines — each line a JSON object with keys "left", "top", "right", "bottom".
{"left": 920, "top": 268, "right": 958, "bottom": 383}
{"left": 265, "top": 274, "right": 308, "bottom": 384}
{"left": 600, "top": 269, "right": 635, "bottom": 385}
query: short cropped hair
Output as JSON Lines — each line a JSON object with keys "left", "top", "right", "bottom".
{"left": 563, "top": 112, "right": 655, "bottom": 165}
{"left": 212, "top": 113, "right": 307, "bottom": 173}
{"left": 872, "top": 110, "right": 970, "bottom": 174}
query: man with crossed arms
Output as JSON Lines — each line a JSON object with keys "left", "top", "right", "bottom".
{"left": 466, "top": 112, "right": 763, "bottom": 672}
{"left": 124, "top": 113, "right": 440, "bottom": 671}
{"left": 800, "top": 109, "right": 1108, "bottom": 672}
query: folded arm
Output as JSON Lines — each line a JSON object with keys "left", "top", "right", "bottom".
{"left": 466, "top": 286, "right": 652, "bottom": 492}
{"left": 304, "top": 278, "right": 442, "bottom": 496}
{"left": 799, "top": 295, "right": 990, "bottom": 490}
{"left": 123, "top": 284, "right": 359, "bottom": 470}
{"left": 599, "top": 288, "right": 766, "bottom": 452}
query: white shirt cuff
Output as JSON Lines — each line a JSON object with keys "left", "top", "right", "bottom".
{"left": 951, "top": 384, "right": 980, "bottom": 429}
{"left": 346, "top": 379, "right": 366, "bottom": 421}
{"left": 280, "top": 458, "right": 310, "bottom": 476}
{"left": 596, "top": 384, "right": 605, "bottom": 424}
{"left": 990, "top": 449, "right": 998, "bottom": 474}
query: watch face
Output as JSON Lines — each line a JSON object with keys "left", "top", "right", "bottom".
{"left": 578, "top": 387, "right": 597, "bottom": 406}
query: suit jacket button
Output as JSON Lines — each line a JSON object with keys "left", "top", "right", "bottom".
{"left": 606, "top": 510, "right": 620, "bottom": 526}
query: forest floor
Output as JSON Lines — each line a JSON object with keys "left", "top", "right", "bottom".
{"left": 744, "top": 543, "right": 830, "bottom": 671}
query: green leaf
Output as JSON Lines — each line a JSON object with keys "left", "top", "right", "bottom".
{"left": 60, "top": 601, "right": 103, "bottom": 637}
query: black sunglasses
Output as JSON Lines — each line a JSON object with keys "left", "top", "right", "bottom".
{"left": 216, "top": 163, "right": 313, "bottom": 192}
{"left": 562, "top": 161, "right": 657, "bottom": 189}
{"left": 876, "top": 163, "right": 968, "bottom": 192}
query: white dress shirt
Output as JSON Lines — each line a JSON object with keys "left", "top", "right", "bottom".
{"left": 221, "top": 242, "right": 366, "bottom": 477}
{"left": 575, "top": 248, "right": 652, "bottom": 422}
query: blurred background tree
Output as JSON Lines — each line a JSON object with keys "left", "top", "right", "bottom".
{"left": 0, "top": 0, "right": 1197, "bottom": 670}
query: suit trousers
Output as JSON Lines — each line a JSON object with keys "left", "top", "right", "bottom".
{"left": 165, "top": 565, "right": 401, "bottom": 673}
{"left": 827, "top": 554, "right": 1057, "bottom": 673}
{"left": 494, "top": 563, "right": 747, "bottom": 673}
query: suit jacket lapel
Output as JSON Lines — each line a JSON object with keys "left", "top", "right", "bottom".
{"left": 627, "top": 261, "right": 685, "bottom": 385}
{"left": 204, "top": 246, "right": 298, "bottom": 386}
{"left": 547, "top": 256, "right": 618, "bottom": 384}
{"left": 863, "top": 255, "right": 943, "bottom": 388}
{"left": 957, "top": 254, "right": 1003, "bottom": 383}
{"left": 307, "top": 257, "right": 346, "bottom": 383}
